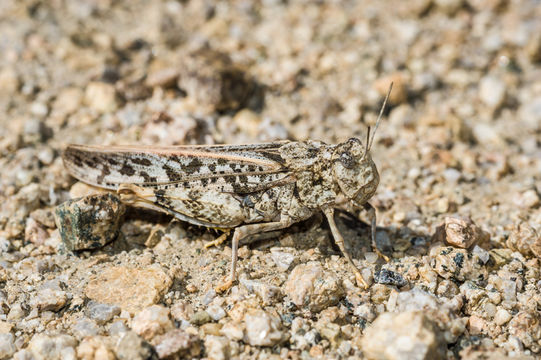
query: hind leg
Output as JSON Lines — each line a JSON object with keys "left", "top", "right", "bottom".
{"left": 216, "top": 219, "right": 292, "bottom": 293}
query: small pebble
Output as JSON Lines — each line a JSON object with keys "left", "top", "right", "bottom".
{"left": 115, "top": 331, "right": 154, "bottom": 360}
{"left": 0, "top": 334, "right": 16, "bottom": 359}
{"left": 27, "top": 334, "right": 77, "bottom": 360}
{"left": 84, "top": 81, "right": 118, "bottom": 113}
{"left": 472, "top": 245, "right": 490, "bottom": 264}
{"left": 243, "top": 308, "right": 285, "bottom": 347}
{"left": 233, "top": 109, "right": 261, "bottom": 137}
{"left": 206, "top": 304, "right": 226, "bottom": 321}
{"left": 201, "top": 289, "right": 216, "bottom": 306}
{"left": 52, "top": 87, "right": 83, "bottom": 116}
{"left": 284, "top": 262, "right": 344, "bottom": 312}
{"left": 432, "top": 216, "right": 489, "bottom": 249}
{"left": 494, "top": 308, "right": 512, "bottom": 326}
{"left": 76, "top": 336, "right": 115, "bottom": 360}
{"left": 87, "top": 301, "right": 121, "bottom": 325}
{"left": 72, "top": 318, "right": 100, "bottom": 339}
{"left": 0, "top": 66, "right": 19, "bottom": 94}
{"left": 361, "top": 311, "right": 446, "bottom": 360}
{"left": 153, "top": 329, "right": 201, "bottom": 359}
{"left": 443, "top": 168, "right": 462, "bottom": 183}
{"left": 240, "top": 279, "right": 282, "bottom": 305}
{"left": 506, "top": 223, "right": 541, "bottom": 258}
{"left": 205, "top": 335, "right": 232, "bottom": 360}
{"left": 171, "top": 301, "right": 194, "bottom": 322}
{"left": 190, "top": 311, "right": 212, "bottom": 326}
{"left": 468, "top": 315, "right": 485, "bottom": 335}
{"left": 364, "top": 252, "right": 379, "bottom": 264}
{"left": 108, "top": 321, "right": 128, "bottom": 335}
{"left": 479, "top": 75, "right": 506, "bottom": 109}
{"left": 374, "top": 269, "right": 407, "bottom": 287}
{"left": 31, "top": 288, "right": 67, "bottom": 312}
{"left": 516, "top": 189, "right": 540, "bottom": 209}
{"left": 270, "top": 248, "right": 296, "bottom": 271}
{"left": 131, "top": 305, "right": 173, "bottom": 341}
{"left": 220, "top": 321, "right": 245, "bottom": 342}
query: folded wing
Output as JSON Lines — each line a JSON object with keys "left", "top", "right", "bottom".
{"left": 63, "top": 142, "right": 291, "bottom": 194}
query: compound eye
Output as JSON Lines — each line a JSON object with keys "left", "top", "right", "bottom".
{"left": 339, "top": 152, "right": 355, "bottom": 169}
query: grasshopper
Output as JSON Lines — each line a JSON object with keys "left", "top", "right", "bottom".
{"left": 62, "top": 85, "right": 392, "bottom": 291}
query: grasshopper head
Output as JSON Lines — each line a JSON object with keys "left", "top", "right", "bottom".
{"left": 332, "top": 138, "right": 379, "bottom": 205}
{"left": 332, "top": 82, "right": 391, "bottom": 206}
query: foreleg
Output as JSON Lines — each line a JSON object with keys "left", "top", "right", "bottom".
{"left": 323, "top": 207, "right": 369, "bottom": 289}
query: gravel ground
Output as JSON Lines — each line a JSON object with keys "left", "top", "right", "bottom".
{"left": 1, "top": 0, "right": 540, "bottom": 359}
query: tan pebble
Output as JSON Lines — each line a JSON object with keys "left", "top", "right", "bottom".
{"left": 479, "top": 75, "right": 506, "bottom": 109}
{"left": 506, "top": 222, "right": 541, "bottom": 258}
{"left": 144, "top": 226, "right": 165, "bottom": 248}
{"left": 52, "top": 87, "right": 83, "bottom": 117}
{"left": 233, "top": 109, "right": 261, "bottom": 138}
{"left": 220, "top": 321, "right": 245, "bottom": 341}
{"left": 516, "top": 189, "right": 540, "bottom": 209}
{"left": 370, "top": 284, "right": 392, "bottom": 304}
{"left": 436, "top": 198, "right": 450, "bottom": 213}
{"left": 240, "top": 279, "right": 282, "bottom": 305}
{"left": 131, "top": 305, "right": 173, "bottom": 341}
{"left": 205, "top": 335, "right": 233, "bottom": 360}
{"left": 146, "top": 66, "right": 179, "bottom": 88}
{"left": 31, "top": 288, "right": 67, "bottom": 312}
{"left": 317, "top": 322, "right": 341, "bottom": 348}
{"left": 153, "top": 329, "right": 201, "bottom": 358}
{"left": 171, "top": 300, "right": 194, "bottom": 322}
{"left": 284, "top": 262, "right": 344, "bottom": 312}
{"left": 25, "top": 217, "right": 49, "bottom": 245}
{"left": 0, "top": 320, "right": 14, "bottom": 334}
{"left": 507, "top": 311, "right": 541, "bottom": 351}
{"left": 201, "top": 323, "right": 222, "bottom": 336}
{"left": 361, "top": 311, "right": 446, "bottom": 359}
{"left": 237, "top": 245, "right": 251, "bottom": 259}
{"left": 85, "top": 267, "right": 172, "bottom": 315}
{"left": 0, "top": 66, "right": 20, "bottom": 94}
{"left": 494, "top": 308, "right": 511, "bottom": 326}
{"left": 76, "top": 336, "right": 115, "bottom": 360}
{"left": 393, "top": 211, "right": 407, "bottom": 223}
{"left": 242, "top": 308, "right": 286, "bottom": 346}
{"left": 84, "top": 81, "right": 118, "bottom": 113}
{"left": 468, "top": 315, "right": 485, "bottom": 335}
{"left": 374, "top": 73, "right": 408, "bottom": 105}
{"left": 433, "top": 216, "right": 489, "bottom": 249}
{"left": 309, "top": 345, "right": 324, "bottom": 357}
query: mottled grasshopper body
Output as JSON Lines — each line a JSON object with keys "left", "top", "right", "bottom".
{"left": 63, "top": 87, "right": 392, "bottom": 291}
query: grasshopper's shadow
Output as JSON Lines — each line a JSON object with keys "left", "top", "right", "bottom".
{"left": 251, "top": 208, "right": 430, "bottom": 263}
{"left": 86, "top": 206, "right": 427, "bottom": 267}
{"left": 241, "top": 208, "right": 396, "bottom": 261}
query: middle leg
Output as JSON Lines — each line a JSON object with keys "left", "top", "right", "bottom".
{"left": 363, "top": 202, "right": 389, "bottom": 261}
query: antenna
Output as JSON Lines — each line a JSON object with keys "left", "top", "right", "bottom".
{"left": 364, "top": 125, "right": 371, "bottom": 156}
{"left": 367, "top": 82, "right": 393, "bottom": 153}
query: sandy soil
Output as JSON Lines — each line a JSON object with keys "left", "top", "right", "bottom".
{"left": 0, "top": 0, "right": 540, "bottom": 359}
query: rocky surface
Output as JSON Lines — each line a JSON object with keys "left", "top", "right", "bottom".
{"left": 0, "top": 0, "right": 540, "bottom": 359}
